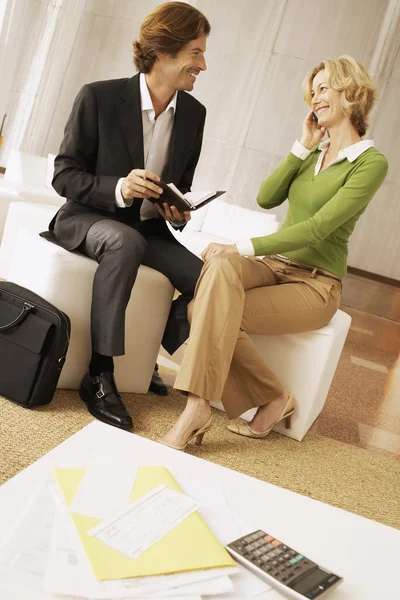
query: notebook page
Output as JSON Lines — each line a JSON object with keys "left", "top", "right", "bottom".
{"left": 184, "top": 190, "right": 216, "bottom": 206}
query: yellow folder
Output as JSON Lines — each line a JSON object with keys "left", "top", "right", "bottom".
{"left": 53, "top": 465, "right": 236, "bottom": 580}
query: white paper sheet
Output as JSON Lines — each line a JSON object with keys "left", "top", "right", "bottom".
{"left": 88, "top": 485, "right": 200, "bottom": 560}
{"left": 47, "top": 485, "right": 268, "bottom": 600}
{"left": 46, "top": 505, "right": 238, "bottom": 599}
{"left": 0, "top": 481, "right": 54, "bottom": 577}
{"left": 68, "top": 459, "right": 138, "bottom": 520}
{"left": 1, "top": 469, "right": 270, "bottom": 600}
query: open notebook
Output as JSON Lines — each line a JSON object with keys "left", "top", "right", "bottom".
{"left": 153, "top": 181, "right": 225, "bottom": 212}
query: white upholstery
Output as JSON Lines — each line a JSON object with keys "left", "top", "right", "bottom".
{"left": 4, "top": 151, "right": 48, "bottom": 187}
{"left": 0, "top": 202, "right": 60, "bottom": 280}
{"left": 210, "top": 310, "right": 351, "bottom": 441}
{"left": 164, "top": 200, "right": 352, "bottom": 441}
{"left": 1, "top": 203, "right": 175, "bottom": 392}
{"left": 0, "top": 151, "right": 64, "bottom": 243}
{"left": 201, "top": 200, "right": 278, "bottom": 239}
{"left": 168, "top": 199, "right": 280, "bottom": 257}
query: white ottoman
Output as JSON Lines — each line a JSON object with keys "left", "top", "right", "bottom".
{"left": 1, "top": 202, "right": 175, "bottom": 392}
{"left": 164, "top": 311, "right": 351, "bottom": 442}
{"left": 209, "top": 311, "right": 352, "bottom": 441}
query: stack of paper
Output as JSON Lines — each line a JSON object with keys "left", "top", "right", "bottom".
{"left": 0, "top": 461, "right": 272, "bottom": 599}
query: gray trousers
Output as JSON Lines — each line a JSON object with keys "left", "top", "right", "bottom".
{"left": 81, "top": 218, "right": 203, "bottom": 357}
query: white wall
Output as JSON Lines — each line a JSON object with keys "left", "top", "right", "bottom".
{"left": 0, "top": 0, "right": 399, "bottom": 279}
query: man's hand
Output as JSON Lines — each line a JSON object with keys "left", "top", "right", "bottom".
{"left": 121, "top": 169, "right": 163, "bottom": 201}
{"left": 155, "top": 202, "right": 191, "bottom": 225}
{"left": 201, "top": 243, "right": 239, "bottom": 262}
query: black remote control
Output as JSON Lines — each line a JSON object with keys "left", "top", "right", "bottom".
{"left": 226, "top": 530, "right": 343, "bottom": 599}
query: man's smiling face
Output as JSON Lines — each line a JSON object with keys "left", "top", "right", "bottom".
{"left": 157, "top": 35, "right": 207, "bottom": 92}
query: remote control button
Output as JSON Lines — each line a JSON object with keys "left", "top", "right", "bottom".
{"left": 264, "top": 535, "right": 274, "bottom": 542}
{"left": 255, "top": 530, "right": 265, "bottom": 538}
{"left": 271, "top": 560, "right": 279, "bottom": 567}
{"left": 272, "top": 539, "right": 282, "bottom": 547}
{"left": 289, "top": 554, "right": 304, "bottom": 565}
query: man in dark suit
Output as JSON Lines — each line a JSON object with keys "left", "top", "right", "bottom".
{"left": 44, "top": 2, "right": 210, "bottom": 430}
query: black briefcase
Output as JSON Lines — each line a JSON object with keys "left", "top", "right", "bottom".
{"left": 0, "top": 282, "right": 71, "bottom": 407}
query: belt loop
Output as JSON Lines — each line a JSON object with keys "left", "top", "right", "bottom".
{"left": 311, "top": 268, "right": 317, "bottom": 278}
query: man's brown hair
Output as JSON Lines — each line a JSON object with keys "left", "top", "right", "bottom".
{"left": 133, "top": 2, "right": 210, "bottom": 73}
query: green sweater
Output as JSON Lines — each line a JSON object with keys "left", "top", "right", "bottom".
{"left": 251, "top": 147, "right": 388, "bottom": 278}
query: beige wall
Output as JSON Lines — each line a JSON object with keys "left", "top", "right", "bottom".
{"left": 0, "top": 0, "right": 399, "bottom": 279}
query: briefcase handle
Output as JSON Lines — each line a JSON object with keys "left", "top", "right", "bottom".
{"left": 0, "top": 302, "right": 35, "bottom": 331}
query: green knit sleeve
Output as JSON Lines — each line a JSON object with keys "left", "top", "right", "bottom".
{"left": 251, "top": 154, "right": 388, "bottom": 256}
{"left": 256, "top": 152, "right": 307, "bottom": 209}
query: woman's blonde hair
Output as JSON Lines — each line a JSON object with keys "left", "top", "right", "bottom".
{"left": 303, "top": 55, "right": 377, "bottom": 136}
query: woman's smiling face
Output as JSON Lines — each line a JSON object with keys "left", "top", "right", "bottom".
{"left": 311, "top": 69, "right": 346, "bottom": 129}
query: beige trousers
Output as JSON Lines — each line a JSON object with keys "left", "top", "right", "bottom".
{"left": 174, "top": 255, "right": 342, "bottom": 419}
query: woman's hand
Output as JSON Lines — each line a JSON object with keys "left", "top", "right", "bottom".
{"left": 299, "top": 111, "right": 326, "bottom": 150}
{"left": 201, "top": 243, "right": 239, "bottom": 262}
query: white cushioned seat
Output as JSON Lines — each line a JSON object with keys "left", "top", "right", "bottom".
{"left": 0, "top": 151, "right": 64, "bottom": 244}
{"left": 1, "top": 202, "right": 174, "bottom": 392}
{"left": 211, "top": 310, "right": 351, "bottom": 441}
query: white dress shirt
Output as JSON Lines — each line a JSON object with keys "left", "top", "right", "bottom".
{"left": 235, "top": 138, "right": 375, "bottom": 257}
{"left": 115, "top": 73, "right": 177, "bottom": 221}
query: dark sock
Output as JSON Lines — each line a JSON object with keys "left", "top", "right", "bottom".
{"left": 89, "top": 352, "right": 114, "bottom": 377}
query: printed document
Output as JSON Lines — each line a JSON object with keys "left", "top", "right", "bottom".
{"left": 88, "top": 485, "right": 200, "bottom": 559}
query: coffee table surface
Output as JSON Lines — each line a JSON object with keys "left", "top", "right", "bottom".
{"left": 0, "top": 421, "right": 398, "bottom": 599}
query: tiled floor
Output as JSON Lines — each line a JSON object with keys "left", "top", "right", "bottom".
{"left": 311, "top": 304, "right": 400, "bottom": 460}
{"left": 311, "top": 273, "right": 400, "bottom": 460}
{"left": 159, "top": 272, "right": 400, "bottom": 461}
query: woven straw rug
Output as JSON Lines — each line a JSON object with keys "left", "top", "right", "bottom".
{"left": 1, "top": 386, "right": 399, "bottom": 530}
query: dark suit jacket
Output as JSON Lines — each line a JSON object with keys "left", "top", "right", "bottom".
{"left": 47, "top": 74, "right": 206, "bottom": 250}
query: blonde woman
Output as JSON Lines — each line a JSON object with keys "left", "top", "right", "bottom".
{"left": 160, "top": 56, "right": 388, "bottom": 451}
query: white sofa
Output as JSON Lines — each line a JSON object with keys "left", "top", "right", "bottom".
{"left": 0, "top": 151, "right": 64, "bottom": 243}
{"left": 165, "top": 200, "right": 352, "bottom": 442}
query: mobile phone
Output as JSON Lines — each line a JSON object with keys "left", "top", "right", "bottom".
{"left": 312, "top": 112, "right": 318, "bottom": 122}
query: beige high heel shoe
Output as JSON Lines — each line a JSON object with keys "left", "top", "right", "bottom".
{"left": 158, "top": 415, "right": 213, "bottom": 451}
{"left": 227, "top": 393, "right": 296, "bottom": 439}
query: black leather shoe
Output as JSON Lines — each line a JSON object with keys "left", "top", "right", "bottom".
{"left": 79, "top": 372, "right": 133, "bottom": 430}
{"left": 148, "top": 364, "right": 168, "bottom": 396}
